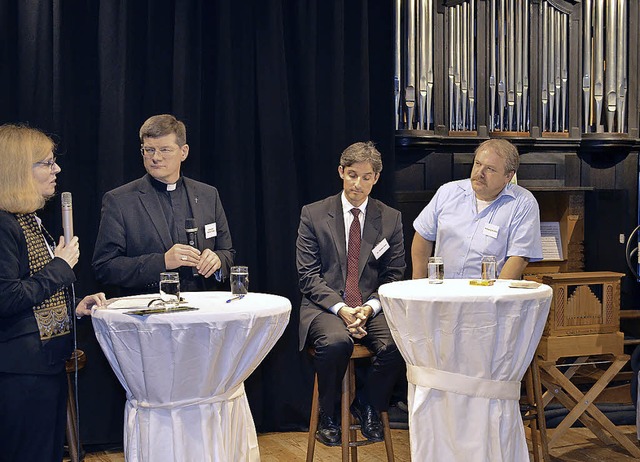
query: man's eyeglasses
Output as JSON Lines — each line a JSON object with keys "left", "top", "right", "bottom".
{"left": 140, "top": 146, "right": 179, "bottom": 159}
{"left": 33, "top": 157, "right": 58, "bottom": 171}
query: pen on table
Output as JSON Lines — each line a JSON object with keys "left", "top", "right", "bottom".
{"left": 226, "top": 294, "right": 244, "bottom": 303}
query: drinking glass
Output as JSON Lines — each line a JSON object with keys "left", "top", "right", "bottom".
{"left": 159, "top": 272, "right": 180, "bottom": 309}
{"left": 230, "top": 266, "right": 249, "bottom": 296}
{"left": 481, "top": 256, "right": 497, "bottom": 280}
{"left": 428, "top": 257, "right": 444, "bottom": 284}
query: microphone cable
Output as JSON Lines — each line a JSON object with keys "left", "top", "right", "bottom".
{"left": 70, "top": 282, "right": 81, "bottom": 460}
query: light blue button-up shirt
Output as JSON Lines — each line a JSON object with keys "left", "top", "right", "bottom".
{"left": 413, "top": 179, "right": 543, "bottom": 278}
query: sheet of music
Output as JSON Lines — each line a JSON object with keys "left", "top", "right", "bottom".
{"left": 540, "top": 222, "right": 563, "bottom": 261}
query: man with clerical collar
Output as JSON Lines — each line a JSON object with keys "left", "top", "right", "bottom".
{"left": 93, "top": 114, "right": 235, "bottom": 296}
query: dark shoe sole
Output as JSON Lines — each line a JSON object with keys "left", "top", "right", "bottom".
{"left": 315, "top": 432, "right": 342, "bottom": 447}
{"left": 360, "top": 430, "right": 384, "bottom": 443}
{"left": 350, "top": 405, "right": 384, "bottom": 442}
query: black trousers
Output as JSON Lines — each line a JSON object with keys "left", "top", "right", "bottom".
{"left": 0, "top": 370, "right": 67, "bottom": 462}
{"left": 307, "top": 310, "right": 404, "bottom": 416}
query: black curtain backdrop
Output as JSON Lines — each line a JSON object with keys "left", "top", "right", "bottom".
{"left": 0, "top": 0, "right": 396, "bottom": 445}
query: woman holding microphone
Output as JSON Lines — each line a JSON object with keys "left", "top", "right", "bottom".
{"left": 0, "top": 124, "right": 106, "bottom": 462}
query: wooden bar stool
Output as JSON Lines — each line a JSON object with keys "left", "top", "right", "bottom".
{"left": 306, "top": 344, "right": 395, "bottom": 462}
{"left": 65, "top": 349, "right": 86, "bottom": 462}
{"left": 521, "top": 356, "right": 550, "bottom": 462}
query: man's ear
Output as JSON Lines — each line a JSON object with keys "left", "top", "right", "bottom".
{"left": 181, "top": 144, "right": 189, "bottom": 161}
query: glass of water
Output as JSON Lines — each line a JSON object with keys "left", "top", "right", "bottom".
{"left": 230, "top": 266, "right": 249, "bottom": 296}
{"left": 428, "top": 257, "right": 444, "bottom": 284}
{"left": 481, "top": 256, "right": 497, "bottom": 280}
{"left": 159, "top": 272, "right": 180, "bottom": 309}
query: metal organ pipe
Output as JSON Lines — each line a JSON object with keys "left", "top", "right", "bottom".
{"left": 392, "top": 0, "right": 628, "bottom": 135}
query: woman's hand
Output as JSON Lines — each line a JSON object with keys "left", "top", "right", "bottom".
{"left": 75, "top": 293, "right": 107, "bottom": 317}
{"left": 54, "top": 236, "right": 80, "bottom": 268}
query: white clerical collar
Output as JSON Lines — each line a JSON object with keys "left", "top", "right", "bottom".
{"left": 149, "top": 175, "right": 183, "bottom": 192}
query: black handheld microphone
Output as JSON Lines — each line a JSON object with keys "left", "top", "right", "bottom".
{"left": 61, "top": 192, "right": 74, "bottom": 244}
{"left": 185, "top": 218, "right": 199, "bottom": 277}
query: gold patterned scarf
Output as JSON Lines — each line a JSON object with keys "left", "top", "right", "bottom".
{"left": 15, "top": 213, "right": 70, "bottom": 340}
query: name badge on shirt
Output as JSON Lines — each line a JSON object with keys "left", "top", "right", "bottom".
{"left": 372, "top": 238, "right": 390, "bottom": 260}
{"left": 483, "top": 223, "right": 499, "bottom": 239}
{"left": 205, "top": 222, "right": 217, "bottom": 239}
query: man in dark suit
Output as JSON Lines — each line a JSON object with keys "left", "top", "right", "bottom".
{"left": 296, "top": 141, "right": 406, "bottom": 446}
{"left": 92, "top": 114, "right": 235, "bottom": 296}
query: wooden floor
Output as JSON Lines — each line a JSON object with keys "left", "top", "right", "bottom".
{"left": 69, "top": 426, "right": 640, "bottom": 461}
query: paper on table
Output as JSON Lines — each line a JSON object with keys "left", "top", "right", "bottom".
{"left": 125, "top": 306, "right": 198, "bottom": 316}
{"left": 508, "top": 280, "right": 541, "bottom": 289}
{"left": 106, "top": 296, "right": 161, "bottom": 310}
{"left": 540, "top": 222, "right": 563, "bottom": 261}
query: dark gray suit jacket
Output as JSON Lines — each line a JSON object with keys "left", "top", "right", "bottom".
{"left": 296, "top": 193, "right": 406, "bottom": 350}
{"left": 92, "top": 174, "right": 235, "bottom": 295}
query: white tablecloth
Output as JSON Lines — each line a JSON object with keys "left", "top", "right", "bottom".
{"left": 92, "top": 291, "right": 291, "bottom": 462}
{"left": 379, "top": 279, "right": 552, "bottom": 462}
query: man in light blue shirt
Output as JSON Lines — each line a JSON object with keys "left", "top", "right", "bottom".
{"left": 412, "top": 139, "right": 542, "bottom": 280}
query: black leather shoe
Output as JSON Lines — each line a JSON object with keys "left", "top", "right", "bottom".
{"left": 316, "top": 410, "right": 341, "bottom": 446}
{"left": 350, "top": 398, "right": 384, "bottom": 442}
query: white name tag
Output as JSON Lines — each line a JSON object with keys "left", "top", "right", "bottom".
{"left": 372, "top": 238, "right": 390, "bottom": 260}
{"left": 205, "top": 222, "right": 217, "bottom": 239}
{"left": 483, "top": 223, "right": 499, "bottom": 239}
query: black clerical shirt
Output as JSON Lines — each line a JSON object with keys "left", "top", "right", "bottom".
{"left": 150, "top": 177, "right": 203, "bottom": 291}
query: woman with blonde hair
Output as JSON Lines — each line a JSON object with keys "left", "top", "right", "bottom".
{"left": 0, "top": 124, "right": 106, "bottom": 462}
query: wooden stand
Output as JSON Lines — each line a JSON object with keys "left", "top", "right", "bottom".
{"left": 533, "top": 272, "right": 640, "bottom": 458}
{"left": 537, "top": 354, "right": 640, "bottom": 457}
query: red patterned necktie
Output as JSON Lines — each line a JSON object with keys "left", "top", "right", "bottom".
{"left": 345, "top": 208, "right": 362, "bottom": 307}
